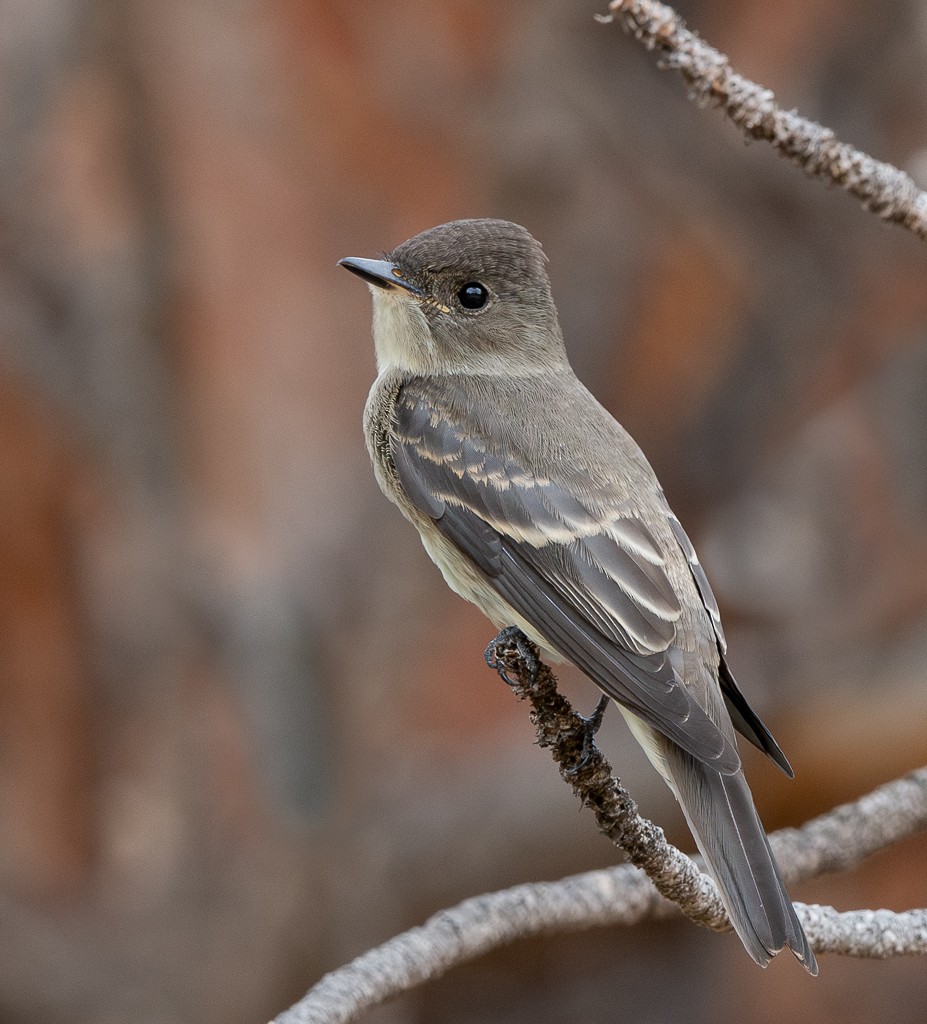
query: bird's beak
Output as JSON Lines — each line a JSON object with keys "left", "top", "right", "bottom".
{"left": 337, "top": 257, "right": 423, "bottom": 296}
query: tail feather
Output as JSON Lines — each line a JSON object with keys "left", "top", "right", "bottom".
{"left": 665, "top": 744, "right": 818, "bottom": 975}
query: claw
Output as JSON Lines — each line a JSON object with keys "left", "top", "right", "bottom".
{"left": 484, "top": 626, "right": 539, "bottom": 689}
{"left": 565, "top": 694, "right": 611, "bottom": 776}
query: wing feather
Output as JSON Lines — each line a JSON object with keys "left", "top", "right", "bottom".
{"left": 392, "top": 382, "right": 741, "bottom": 773}
{"left": 666, "top": 514, "right": 793, "bottom": 775}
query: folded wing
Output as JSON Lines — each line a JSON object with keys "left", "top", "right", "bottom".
{"left": 391, "top": 381, "right": 742, "bottom": 774}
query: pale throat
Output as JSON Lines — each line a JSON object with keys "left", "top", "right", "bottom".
{"left": 370, "top": 288, "right": 437, "bottom": 374}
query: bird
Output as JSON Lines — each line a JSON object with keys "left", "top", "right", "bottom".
{"left": 339, "top": 217, "right": 817, "bottom": 973}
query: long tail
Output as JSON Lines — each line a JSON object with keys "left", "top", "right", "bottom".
{"left": 664, "top": 743, "right": 818, "bottom": 974}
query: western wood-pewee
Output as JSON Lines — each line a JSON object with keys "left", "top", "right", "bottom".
{"left": 340, "top": 218, "right": 816, "bottom": 973}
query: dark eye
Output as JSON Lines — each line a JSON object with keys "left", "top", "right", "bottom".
{"left": 456, "top": 282, "right": 489, "bottom": 310}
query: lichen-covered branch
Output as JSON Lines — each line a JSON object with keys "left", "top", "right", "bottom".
{"left": 772, "top": 769, "right": 927, "bottom": 884}
{"left": 273, "top": 634, "right": 927, "bottom": 1024}
{"left": 276, "top": 897, "right": 926, "bottom": 1024}
{"left": 483, "top": 626, "right": 728, "bottom": 932}
{"left": 273, "top": 865, "right": 665, "bottom": 1024}
{"left": 597, "top": 0, "right": 927, "bottom": 240}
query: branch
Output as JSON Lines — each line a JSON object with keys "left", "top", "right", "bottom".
{"left": 273, "top": 633, "right": 927, "bottom": 1024}
{"left": 275, "top": 898, "right": 927, "bottom": 1024}
{"left": 596, "top": 0, "right": 927, "bottom": 240}
{"left": 483, "top": 627, "right": 728, "bottom": 932}
{"left": 772, "top": 769, "right": 927, "bottom": 884}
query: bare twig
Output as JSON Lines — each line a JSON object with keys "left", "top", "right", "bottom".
{"left": 274, "top": 635, "right": 927, "bottom": 1024}
{"left": 276, "top": 896, "right": 927, "bottom": 1024}
{"left": 483, "top": 626, "right": 727, "bottom": 932}
{"left": 273, "top": 866, "right": 665, "bottom": 1024}
{"left": 597, "top": 0, "right": 927, "bottom": 240}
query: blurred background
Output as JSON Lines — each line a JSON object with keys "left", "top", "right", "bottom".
{"left": 1, "top": 0, "right": 926, "bottom": 1021}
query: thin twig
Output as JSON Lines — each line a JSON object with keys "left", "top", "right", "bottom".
{"left": 274, "top": 635, "right": 927, "bottom": 1024}
{"left": 483, "top": 626, "right": 727, "bottom": 932}
{"left": 597, "top": 0, "right": 927, "bottom": 240}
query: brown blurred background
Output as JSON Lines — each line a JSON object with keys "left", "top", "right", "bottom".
{"left": 1, "top": 0, "right": 926, "bottom": 1021}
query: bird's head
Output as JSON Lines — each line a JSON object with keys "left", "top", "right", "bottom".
{"left": 339, "top": 219, "right": 567, "bottom": 375}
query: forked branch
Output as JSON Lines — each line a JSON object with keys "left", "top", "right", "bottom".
{"left": 273, "top": 632, "right": 927, "bottom": 1024}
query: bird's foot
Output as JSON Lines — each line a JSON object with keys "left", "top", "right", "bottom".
{"left": 484, "top": 626, "right": 539, "bottom": 690}
{"left": 565, "top": 693, "right": 610, "bottom": 776}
